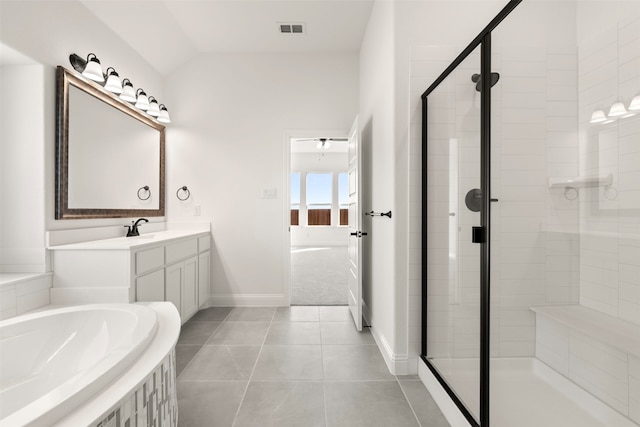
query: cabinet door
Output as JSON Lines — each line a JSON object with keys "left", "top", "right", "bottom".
{"left": 136, "top": 269, "right": 165, "bottom": 302}
{"left": 165, "top": 263, "right": 182, "bottom": 317}
{"left": 198, "top": 251, "right": 210, "bottom": 308}
{"left": 182, "top": 257, "right": 198, "bottom": 320}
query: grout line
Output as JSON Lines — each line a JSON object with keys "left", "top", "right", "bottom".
{"left": 396, "top": 376, "right": 424, "bottom": 427}
{"left": 230, "top": 308, "right": 276, "bottom": 427}
{"left": 175, "top": 321, "right": 223, "bottom": 381}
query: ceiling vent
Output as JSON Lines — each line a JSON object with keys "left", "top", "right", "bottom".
{"left": 278, "top": 23, "right": 305, "bottom": 34}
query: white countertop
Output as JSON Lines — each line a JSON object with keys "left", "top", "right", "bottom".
{"left": 48, "top": 229, "right": 209, "bottom": 251}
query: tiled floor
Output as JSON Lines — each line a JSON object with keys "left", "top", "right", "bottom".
{"left": 175, "top": 306, "right": 450, "bottom": 427}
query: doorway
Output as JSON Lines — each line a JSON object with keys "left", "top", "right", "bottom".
{"left": 289, "top": 135, "right": 350, "bottom": 305}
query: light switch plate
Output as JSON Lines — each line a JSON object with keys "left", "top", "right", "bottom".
{"left": 261, "top": 188, "right": 277, "bottom": 199}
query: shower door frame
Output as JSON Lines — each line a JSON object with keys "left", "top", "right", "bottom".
{"left": 420, "top": 1, "right": 522, "bottom": 426}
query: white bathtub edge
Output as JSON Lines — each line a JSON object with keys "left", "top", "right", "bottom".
{"left": 52, "top": 302, "right": 180, "bottom": 427}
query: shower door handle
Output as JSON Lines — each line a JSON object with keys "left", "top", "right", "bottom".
{"left": 472, "top": 226, "right": 485, "bottom": 244}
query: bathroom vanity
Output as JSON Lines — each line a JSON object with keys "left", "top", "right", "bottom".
{"left": 48, "top": 230, "right": 210, "bottom": 323}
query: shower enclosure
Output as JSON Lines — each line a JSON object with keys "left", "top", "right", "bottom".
{"left": 421, "top": 1, "right": 640, "bottom": 426}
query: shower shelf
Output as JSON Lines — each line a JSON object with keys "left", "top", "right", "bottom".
{"left": 548, "top": 174, "right": 612, "bottom": 189}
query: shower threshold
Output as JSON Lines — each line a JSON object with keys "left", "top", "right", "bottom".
{"left": 422, "top": 357, "right": 637, "bottom": 427}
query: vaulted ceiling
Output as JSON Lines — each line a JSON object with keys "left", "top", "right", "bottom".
{"left": 81, "top": 0, "right": 374, "bottom": 75}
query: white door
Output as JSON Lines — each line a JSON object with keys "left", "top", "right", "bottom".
{"left": 347, "top": 117, "right": 363, "bottom": 331}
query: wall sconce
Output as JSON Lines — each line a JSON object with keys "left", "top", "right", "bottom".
{"left": 158, "top": 105, "right": 171, "bottom": 123}
{"left": 134, "top": 88, "right": 150, "bottom": 110}
{"left": 608, "top": 101, "right": 630, "bottom": 118}
{"left": 119, "top": 79, "right": 136, "bottom": 103}
{"left": 147, "top": 96, "right": 160, "bottom": 117}
{"left": 69, "top": 53, "right": 104, "bottom": 82}
{"left": 103, "top": 67, "right": 123, "bottom": 94}
{"left": 69, "top": 52, "right": 170, "bottom": 124}
{"left": 629, "top": 95, "right": 640, "bottom": 112}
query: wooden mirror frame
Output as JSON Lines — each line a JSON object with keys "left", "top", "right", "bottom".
{"left": 55, "top": 66, "right": 165, "bottom": 219}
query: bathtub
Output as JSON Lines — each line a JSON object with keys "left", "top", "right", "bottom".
{"left": 0, "top": 303, "right": 177, "bottom": 427}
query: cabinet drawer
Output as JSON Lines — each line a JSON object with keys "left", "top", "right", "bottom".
{"left": 199, "top": 235, "right": 210, "bottom": 252}
{"left": 136, "top": 247, "right": 165, "bottom": 275}
{"left": 166, "top": 239, "right": 198, "bottom": 264}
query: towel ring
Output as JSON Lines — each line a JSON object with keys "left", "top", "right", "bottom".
{"left": 137, "top": 185, "right": 151, "bottom": 201}
{"left": 177, "top": 186, "right": 191, "bottom": 201}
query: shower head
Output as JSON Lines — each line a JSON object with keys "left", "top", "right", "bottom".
{"left": 471, "top": 72, "right": 500, "bottom": 92}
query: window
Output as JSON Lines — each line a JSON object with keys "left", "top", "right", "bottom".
{"left": 290, "top": 172, "right": 300, "bottom": 225}
{"left": 307, "top": 173, "right": 332, "bottom": 226}
{"left": 338, "top": 172, "right": 349, "bottom": 226}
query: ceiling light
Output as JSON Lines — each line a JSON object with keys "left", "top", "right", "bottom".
{"left": 157, "top": 105, "right": 171, "bottom": 123}
{"left": 317, "top": 140, "right": 330, "bottom": 150}
{"left": 590, "top": 109, "right": 607, "bottom": 124}
{"left": 608, "top": 101, "right": 628, "bottom": 118}
{"left": 119, "top": 79, "right": 136, "bottom": 102}
{"left": 147, "top": 96, "right": 160, "bottom": 117}
{"left": 135, "top": 88, "right": 150, "bottom": 110}
{"left": 103, "top": 67, "right": 123, "bottom": 94}
{"left": 81, "top": 53, "right": 104, "bottom": 82}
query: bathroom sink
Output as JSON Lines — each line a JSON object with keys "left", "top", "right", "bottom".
{"left": 131, "top": 234, "right": 155, "bottom": 240}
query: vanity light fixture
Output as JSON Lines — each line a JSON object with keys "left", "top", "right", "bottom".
{"left": 147, "top": 96, "right": 160, "bottom": 117}
{"left": 103, "top": 67, "right": 123, "bottom": 94}
{"left": 68, "top": 52, "right": 171, "bottom": 124}
{"left": 157, "top": 105, "right": 171, "bottom": 123}
{"left": 135, "top": 88, "right": 150, "bottom": 110}
{"left": 629, "top": 95, "right": 640, "bottom": 111}
{"left": 119, "top": 79, "right": 137, "bottom": 103}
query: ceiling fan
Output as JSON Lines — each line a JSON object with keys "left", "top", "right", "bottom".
{"left": 296, "top": 137, "right": 348, "bottom": 149}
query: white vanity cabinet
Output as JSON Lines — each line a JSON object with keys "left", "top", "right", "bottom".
{"left": 49, "top": 230, "right": 211, "bottom": 324}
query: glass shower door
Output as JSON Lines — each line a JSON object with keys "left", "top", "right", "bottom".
{"left": 424, "top": 46, "right": 483, "bottom": 423}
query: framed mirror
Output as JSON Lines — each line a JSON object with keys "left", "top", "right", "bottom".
{"left": 55, "top": 66, "right": 165, "bottom": 219}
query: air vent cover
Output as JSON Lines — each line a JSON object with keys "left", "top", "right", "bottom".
{"left": 279, "top": 23, "right": 305, "bottom": 34}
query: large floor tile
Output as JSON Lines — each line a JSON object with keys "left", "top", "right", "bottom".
{"left": 265, "top": 321, "right": 321, "bottom": 345}
{"left": 324, "top": 381, "right": 419, "bottom": 427}
{"left": 319, "top": 305, "right": 352, "bottom": 322}
{"left": 175, "top": 344, "right": 201, "bottom": 377}
{"left": 252, "top": 345, "right": 323, "bottom": 380}
{"left": 177, "top": 380, "right": 246, "bottom": 427}
{"left": 273, "top": 306, "right": 320, "bottom": 322}
{"left": 206, "top": 322, "right": 270, "bottom": 345}
{"left": 189, "top": 306, "right": 233, "bottom": 322}
{"left": 320, "top": 322, "right": 375, "bottom": 345}
{"left": 178, "top": 321, "right": 222, "bottom": 345}
{"left": 323, "top": 345, "right": 395, "bottom": 380}
{"left": 234, "top": 382, "right": 326, "bottom": 427}
{"left": 179, "top": 345, "right": 260, "bottom": 380}
{"left": 226, "top": 307, "right": 276, "bottom": 322}
{"left": 399, "top": 380, "right": 451, "bottom": 427}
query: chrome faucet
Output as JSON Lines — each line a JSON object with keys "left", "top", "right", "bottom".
{"left": 124, "top": 218, "right": 149, "bottom": 237}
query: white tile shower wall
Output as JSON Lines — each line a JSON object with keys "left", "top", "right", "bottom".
{"left": 578, "top": 17, "right": 640, "bottom": 325}
{"left": 411, "top": 43, "right": 579, "bottom": 360}
{"left": 535, "top": 314, "right": 639, "bottom": 422}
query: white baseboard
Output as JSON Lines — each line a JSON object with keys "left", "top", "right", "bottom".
{"left": 208, "top": 294, "right": 288, "bottom": 307}
{"left": 368, "top": 321, "right": 410, "bottom": 376}
{"left": 418, "top": 360, "right": 472, "bottom": 427}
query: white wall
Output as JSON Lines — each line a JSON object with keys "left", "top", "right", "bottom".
{"left": 359, "top": 0, "right": 398, "bottom": 369}
{"left": 0, "top": 65, "right": 47, "bottom": 272}
{"left": 0, "top": 0, "right": 166, "bottom": 235}
{"left": 164, "top": 52, "right": 358, "bottom": 306}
